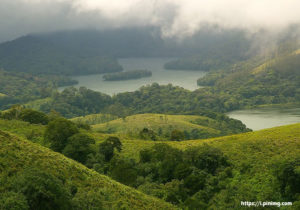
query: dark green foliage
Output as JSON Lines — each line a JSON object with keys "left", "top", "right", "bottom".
{"left": 109, "top": 157, "right": 138, "bottom": 187}
{"left": 0, "top": 106, "right": 49, "bottom": 125}
{"left": 196, "top": 53, "right": 300, "bottom": 110}
{"left": 44, "top": 118, "right": 79, "bottom": 152}
{"left": 11, "top": 168, "right": 72, "bottom": 210}
{"left": 103, "top": 70, "right": 152, "bottom": 81}
{"left": 131, "top": 144, "right": 231, "bottom": 206}
{"left": 19, "top": 109, "right": 49, "bottom": 125}
{"left": 139, "top": 128, "right": 157, "bottom": 140}
{"left": 40, "top": 87, "right": 112, "bottom": 118}
{"left": 276, "top": 158, "right": 300, "bottom": 201}
{"left": 183, "top": 170, "right": 208, "bottom": 195}
{"left": 0, "top": 35, "right": 123, "bottom": 75}
{"left": 37, "top": 84, "right": 250, "bottom": 136}
{"left": 99, "top": 136, "right": 122, "bottom": 162}
{"left": 184, "top": 144, "right": 229, "bottom": 174}
{"left": 85, "top": 153, "right": 106, "bottom": 174}
{"left": 0, "top": 192, "right": 29, "bottom": 210}
{"left": 62, "top": 133, "right": 95, "bottom": 164}
{"left": 74, "top": 121, "right": 91, "bottom": 130}
{"left": 0, "top": 70, "right": 77, "bottom": 110}
{"left": 170, "top": 129, "right": 185, "bottom": 141}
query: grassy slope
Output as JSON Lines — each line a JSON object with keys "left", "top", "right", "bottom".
{"left": 93, "top": 113, "right": 220, "bottom": 138}
{"left": 0, "top": 119, "right": 45, "bottom": 144}
{"left": 0, "top": 130, "right": 175, "bottom": 210}
{"left": 119, "top": 124, "right": 300, "bottom": 201}
{"left": 120, "top": 123, "right": 300, "bottom": 160}
{"left": 71, "top": 113, "right": 118, "bottom": 125}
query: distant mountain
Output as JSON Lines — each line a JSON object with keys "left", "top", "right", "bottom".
{"left": 0, "top": 34, "right": 123, "bottom": 75}
{"left": 0, "top": 27, "right": 253, "bottom": 75}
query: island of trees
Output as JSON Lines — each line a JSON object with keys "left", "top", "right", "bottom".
{"left": 103, "top": 70, "right": 152, "bottom": 81}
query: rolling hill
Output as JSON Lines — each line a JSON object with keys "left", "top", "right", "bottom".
{"left": 196, "top": 47, "right": 300, "bottom": 111}
{"left": 0, "top": 129, "right": 175, "bottom": 209}
{"left": 116, "top": 123, "right": 300, "bottom": 208}
{"left": 0, "top": 111, "right": 299, "bottom": 209}
{"left": 92, "top": 113, "right": 251, "bottom": 140}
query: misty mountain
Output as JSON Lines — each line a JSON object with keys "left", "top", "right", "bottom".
{"left": 0, "top": 27, "right": 253, "bottom": 75}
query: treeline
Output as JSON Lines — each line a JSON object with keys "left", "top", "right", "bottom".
{"left": 36, "top": 85, "right": 249, "bottom": 135}
{"left": 0, "top": 70, "right": 77, "bottom": 110}
{"left": 103, "top": 70, "right": 152, "bottom": 81}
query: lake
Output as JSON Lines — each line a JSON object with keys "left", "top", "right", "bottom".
{"left": 66, "top": 58, "right": 206, "bottom": 95}
{"left": 227, "top": 106, "right": 300, "bottom": 130}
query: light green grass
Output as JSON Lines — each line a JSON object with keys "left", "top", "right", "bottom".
{"left": 0, "top": 130, "right": 176, "bottom": 209}
{"left": 24, "top": 97, "right": 53, "bottom": 110}
{"left": 71, "top": 113, "right": 118, "bottom": 125}
{"left": 0, "top": 119, "right": 45, "bottom": 144}
{"left": 0, "top": 93, "right": 7, "bottom": 97}
{"left": 117, "top": 123, "right": 300, "bottom": 203}
{"left": 93, "top": 113, "right": 220, "bottom": 139}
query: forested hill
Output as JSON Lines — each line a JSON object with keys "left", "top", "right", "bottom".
{"left": 0, "top": 35, "right": 123, "bottom": 75}
{"left": 196, "top": 47, "right": 300, "bottom": 110}
{"left": 0, "top": 27, "right": 252, "bottom": 75}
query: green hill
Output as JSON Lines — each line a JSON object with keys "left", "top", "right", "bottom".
{"left": 196, "top": 49, "right": 300, "bottom": 110}
{"left": 0, "top": 111, "right": 299, "bottom": 209}
{"left": 92, "top": 113, "right": 251, "bottom": 140}
{"left": 0, "top": 130, "right": 175, "bottom": 210}
{"left": 120, "top": 123, "right": 300, "bottom": 160}
{"left": 116, "top": 124, "right": 300, "bottom": 208}
{"left": 71, "top": 113, "right": 118, "bottom": 125}
{"left": 0, "top": 35, "right": 123, "bottom": 75}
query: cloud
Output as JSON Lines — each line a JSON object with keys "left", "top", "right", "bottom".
{"left": 1, "top": 0, "right": 300, "bottom": 42}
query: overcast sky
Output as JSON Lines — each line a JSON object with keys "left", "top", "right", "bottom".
{"left": 1, "top": 0, "right": 300, "bottom": 42}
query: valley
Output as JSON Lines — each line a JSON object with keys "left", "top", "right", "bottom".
{"left": 0, "top": 9, "right": 300, "bottom": 209}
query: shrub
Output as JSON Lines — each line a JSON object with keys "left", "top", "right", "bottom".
{"left": 44, "top": 118, "right": 79, "bottom": 152}
{"left": 11, "top": 168, "right": 72, "bottom": 210}
{"left": 63, "top": 133, "right": 95, "bottom": 164}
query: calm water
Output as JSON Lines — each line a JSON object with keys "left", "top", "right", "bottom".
{"left": 66, "top": 58, "right": 206, "bottom": 95}
{"left": 227, "top": 106, "right": 300, "bottom": 130}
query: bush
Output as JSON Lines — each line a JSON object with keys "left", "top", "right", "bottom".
{"left": 63, "top": 133, "right": 95, "bottom": 164}
{"left": 11, "top": 168, "right": 72, "bottom": 210}
{"left": 170, "top": 129, "right": 185, "bottom": 141}
{"left": 19, "top": 109, "right": 49, "bottom": 125}
{"left": 0, "top": 192, "right": 29, "bottom": 210}
{"left": 99, "top": 137, "right": 122, "bottom": 162}
{"left": 44, "top": 118, "right": 79, "bottom": 152}
{"left": 276, "top": 158, "right": 300, "bottom": 201}
{"left": 109, "top": 157, "right": 138, "bottom": 187}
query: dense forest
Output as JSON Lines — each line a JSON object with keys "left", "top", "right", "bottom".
{"left": 0, "top": 36, "right": 123, "bottom": 75}
{"left": 196, "top": 52, "right": 300, "bottom": 109}
{"left": 0, "top": 70, "right": 78, "bottom": 110}
{"left": 103, "top": 70, "right": 152, "bottom": 81}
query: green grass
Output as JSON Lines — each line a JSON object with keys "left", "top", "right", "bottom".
{"left": 0, "top": 119, "right": 45, "bottom": 144}
{"left": 71, "top": 113, "right": 118, "bottom": 125}
{"left": 93, "top": 113, "right": 221, "bottom": 139}
{"left": 0, "top": 130, "right": 176, "bottom": 209}
{"left": 116, "top": 123, "right": 300, "bottom": 205}
{"left": 24, "top": 97, "right": 53, "bottom": 110}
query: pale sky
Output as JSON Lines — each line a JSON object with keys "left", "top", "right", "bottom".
{"left": 1, "top": 0, "right": 300, "bottom": 42}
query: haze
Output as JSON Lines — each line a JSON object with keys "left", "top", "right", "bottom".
{"left": 1, "top": 0, "right": 300, "bottom": 42}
